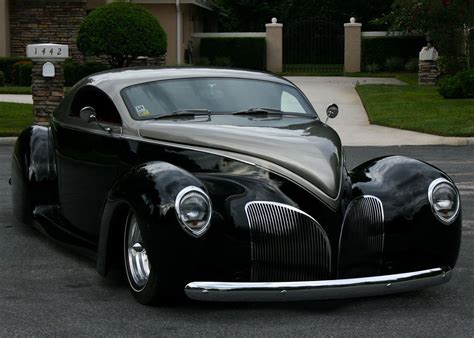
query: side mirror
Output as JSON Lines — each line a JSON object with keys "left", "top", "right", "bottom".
{"left": 79, "top": 106, "right": 96, "bottom": 123}
{"left": 325, "top": 104, "right": 339, "bottom": 123}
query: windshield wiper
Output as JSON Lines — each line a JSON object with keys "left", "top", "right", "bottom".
{"left": 233, "top": 107, "right": 283, "bottom": 116}
{"left": 154, "top": 109, "right": 211, "bottom": 120}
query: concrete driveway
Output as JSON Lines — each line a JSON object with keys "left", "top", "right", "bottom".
{"left": 288, "top": 76, "right": 472, "bottom": 146}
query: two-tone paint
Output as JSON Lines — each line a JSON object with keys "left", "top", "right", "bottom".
{"left": 11, "top": 68, "right": 461, "bottom": 300}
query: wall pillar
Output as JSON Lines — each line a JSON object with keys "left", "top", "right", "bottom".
{"left": 31, "top": 62, "right": 65, "bottom": 125}
{"left": 418, "top": 46, "right": 439, "bottom": 85}
{"left": 266, "top": 18, "right": 283, "bottom": 73}
{"left": 0, "top": 0, "right": 10, "bottom": 56}
{"left": 344, "top": 17, "right": 362, "bottom": 73}
{"left": 27, "top": 44, "right": 69, "bottom": 126}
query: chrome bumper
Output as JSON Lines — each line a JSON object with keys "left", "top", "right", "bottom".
{"left": 185, "top": 267, "right": 452, "bottom": 302}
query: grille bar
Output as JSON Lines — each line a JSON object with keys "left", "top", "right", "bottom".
{"left": 245, "top": 201, "right": 331, "bottom": 282}
{"left": 338, "top": 195, "right": 384, "bottom": 278}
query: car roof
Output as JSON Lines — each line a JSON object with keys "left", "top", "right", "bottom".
{"left": 81, "top": 67, "right": 293, "bottom": 91}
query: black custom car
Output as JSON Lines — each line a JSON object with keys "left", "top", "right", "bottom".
{"left": 11, "top": 68, "right": 461, "bottom": 304}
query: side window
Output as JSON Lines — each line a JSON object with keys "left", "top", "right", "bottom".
{"left": 70, "top": 86, "right": 122, "bottom": 125}
{"left": 281, "top": 91, "right": 306, "bottom": 114}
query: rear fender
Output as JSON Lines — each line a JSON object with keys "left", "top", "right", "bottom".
{"left": 11, "top": 125, "right": 58, "bottom": 224}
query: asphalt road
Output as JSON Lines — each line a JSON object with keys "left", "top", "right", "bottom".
{"left": 0, "top": 145, "right": 473, "bottom": 336}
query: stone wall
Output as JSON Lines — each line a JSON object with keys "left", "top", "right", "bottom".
{"left": 9, "top": 0, "right": 86, "bottom": 61}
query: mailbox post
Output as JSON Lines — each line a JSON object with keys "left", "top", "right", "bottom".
{"left": 26, "top": 43, "right": 69, "bottom": 125}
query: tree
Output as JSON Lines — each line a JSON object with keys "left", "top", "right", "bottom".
{"left": 376, "top": 0, "right": 473, "bottom": 68}
{"left": 215, "top": 0, "right": 393, "bottom": 31}
{"left": 77, "top": 3, "right": 167, "bottom": 68}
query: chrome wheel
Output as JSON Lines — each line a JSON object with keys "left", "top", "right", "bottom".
{"left": 125, "top": 212, "right": 151, "bottom": 292}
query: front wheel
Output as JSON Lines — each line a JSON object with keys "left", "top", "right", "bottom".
{"left": 124, "top": 210, "right": 176, "bottom": 305}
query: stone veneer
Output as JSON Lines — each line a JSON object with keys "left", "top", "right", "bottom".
{"left": 32, "top": 62, "right": 64, "bottom": 125}
{"left": 9, "top": 0, "right": 86, "bottom": 61}
{"left": 418, "top": 60, "right": 439, "bottom": 85}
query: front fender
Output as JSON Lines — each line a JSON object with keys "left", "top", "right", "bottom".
{"left": 97, "top": 161, "right": 208, "bottom": 277}
{"left": 350, "top": 155, "right": 461, "bottom": 273}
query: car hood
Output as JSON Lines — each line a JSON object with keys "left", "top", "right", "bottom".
{"left": 138, "top": 116, "right": 343, "bottom": 199}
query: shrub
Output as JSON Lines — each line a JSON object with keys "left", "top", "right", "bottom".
{"left": 212, "top": 57, "right": 233, "bottom": 67}
{"left": 200, "top": 37, "right": 266, "bottom": 70}
{"left": 0, "top": 57, "right": 28, "bottom": 84}
{"left": 77, "top": 2, "right": 167, "bottom": 68}
{"left": 12, "top": 61, "right": 33, "bottom": 86}
{"left": 362, "top": 36, "right": 426, "bottom": 70}
{"left": 404, "top": 58, "right": 419, "bottom": 72}
{"left": 437, "top": 56, "right": 468, "bottom": 76}
{"left": 385, "top": 57, "right": 405, "bottom": 71}
{"left": 63, "top": 61, "right": 110, "bottom": 87}
{"left": 365, "top": 63, "right": 381, "bottom": 73}
{"left": 194, "top": 57, "right": 211, "bottom": 66}
{"left": 0, "top": 71, "right": 4, "bottom": 87}
{"left": 438, "top": 69, "right": 474, "bottom": 99}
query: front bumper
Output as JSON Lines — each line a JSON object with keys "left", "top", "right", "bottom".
{"left": 185, "top": 267, "right": 452, "bottom": 302}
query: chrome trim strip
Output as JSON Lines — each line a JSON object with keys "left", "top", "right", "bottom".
{"left": 427, "top": 178, "right": 461, "bottom": 225}
{"left": 53, "top": 119, "right": 123, "bottom": 137}
{"left": 184, "top": 267, "right": 452, "bottom": 302}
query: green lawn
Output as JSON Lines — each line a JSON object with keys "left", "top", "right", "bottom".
{"left": 0, "top": 86, "right": 32, "bottom": 94}
{"left": 356, "top": 84, "right": 474, "bottom": 137}
{"left": 0, "top": 102, "right": 34, "bottom": 136}
{"left": 0, "top": 86, "right": 71, "bottom": 94}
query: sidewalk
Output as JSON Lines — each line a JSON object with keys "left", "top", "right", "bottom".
{"left": 0, "top": 94, "right": 33, "bottom": 104}
{"left": 287, "top": 76, "right": 474, "bottom": 146}
{"left": 1, "top": 79, "right": 473, "bottom": 146}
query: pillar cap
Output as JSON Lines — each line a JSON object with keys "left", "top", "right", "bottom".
{"left": 266, "top": 23, "right": 283, "bottom": 28}
{"left": 27, "top": 44, "right": 69, "bottom": 62}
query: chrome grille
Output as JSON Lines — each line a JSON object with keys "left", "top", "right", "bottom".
{"left": 245, "top": 201, "right": 331, "bottom": 282}
{"left": 338, "top": 195, "right": 384, "bottom": 278}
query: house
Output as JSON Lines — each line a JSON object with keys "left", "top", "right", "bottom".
{"left": 0, "top": 0, "right": 219, "bottom": 65}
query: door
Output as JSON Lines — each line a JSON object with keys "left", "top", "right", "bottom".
{"left": 52, "top": 85, "right": 124, "bottom": 240}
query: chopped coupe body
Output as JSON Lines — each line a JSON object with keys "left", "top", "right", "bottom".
{"left": 11, "top": 68, "right": 461, "bottom": 304}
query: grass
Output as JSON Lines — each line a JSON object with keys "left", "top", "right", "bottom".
{"left": 0, "top": 86, "right": 71, "bottom": 94}
{"left": 0, "top": 86, "right": 32, "bottom": 94}
{"left": 356, "top": 84, "right": 474, "bottom": 137}
{"left": 0, "top": 102, "right": 34, "bottom": 136}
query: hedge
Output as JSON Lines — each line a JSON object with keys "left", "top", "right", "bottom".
{"left": 0, "top": 57, "right": 28, "bottom": 83}
{"left": 0, "top": 57, "right": 110, "bottom": 87}
{"left": 200, "top": 37, "right": 266, "bottom": 70}
{"left": 12, "top": 61, "right": 33, "bottom": 86}
{"left": 438, "top": 69, "right": 474, "bottom": 99}
{"left": 362, "top": 36, "right": 426, "bottom": 70}
{"left": 63, "top": 61, "right": 110, "bottom": 86}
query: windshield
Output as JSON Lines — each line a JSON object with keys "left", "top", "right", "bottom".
{"left": 121, "top": 77, "right": 317, "bottom": 120}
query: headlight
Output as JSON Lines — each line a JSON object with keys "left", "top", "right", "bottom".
{"left": 428, "top": 178, "right": 460, "bottom": 225}
{"left": 175, "top": 186, "right": 212, "bottom": 237}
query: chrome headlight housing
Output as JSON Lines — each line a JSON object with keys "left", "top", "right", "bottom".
{"left": 175, "top": 186, "right": 212, "bottom": 237}
{"left": 428, "top": 178, "right": 460, "bottom": 225}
